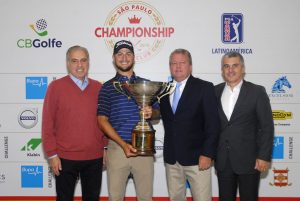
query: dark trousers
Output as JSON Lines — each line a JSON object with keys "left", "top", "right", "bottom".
{"left": 55, "top": 158, "right": 103, "bottom": 201}
{"left": 217, "top": 158, "right": 260, "bottom": 201}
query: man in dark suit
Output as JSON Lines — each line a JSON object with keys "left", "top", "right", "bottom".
{"left": 160, "top": 48, "right": 220, "bottom": 201}
{"left": 215, "top": 52, "right": 274, "bottom": 201}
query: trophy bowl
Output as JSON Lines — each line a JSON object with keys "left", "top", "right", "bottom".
{"left": 114, "top": 80, "right": 174, "bottom": 155}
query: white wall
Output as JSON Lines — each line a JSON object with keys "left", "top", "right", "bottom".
{"left": 0, "top": 0, "right": 299, "bottom": 198}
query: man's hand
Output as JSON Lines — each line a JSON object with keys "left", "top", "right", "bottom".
{"left": 49, "top": 156, "right": 62, "bottom": 176}
{"left": 121, "top": 142, "right": 138, "bottom": 157}
{"left": 198, "top": 155, "right": 212, "bottom": 171}
{"left": 255, "top": 159, "right": 270, "bottom": 172}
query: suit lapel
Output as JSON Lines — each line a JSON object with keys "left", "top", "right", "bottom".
{"left": 174, "top": 76, "right": 193, "bottom": 114}
{"left": 216, "top": 83, "right": 228, "bottom": 123}
{"left": 164, "top": 94, "right": 173, "bottom": 115}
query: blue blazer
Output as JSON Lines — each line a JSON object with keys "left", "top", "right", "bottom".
{"left": 160, "top": 75, "right": 220, "bottom": 166}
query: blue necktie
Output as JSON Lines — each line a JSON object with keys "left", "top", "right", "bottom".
{"left": 172, "top": 82, "right": 182, "bottom": 113}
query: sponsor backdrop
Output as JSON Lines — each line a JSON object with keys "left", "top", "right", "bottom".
{"left": 0, "top": 0, "right": 299, "bottom": 200}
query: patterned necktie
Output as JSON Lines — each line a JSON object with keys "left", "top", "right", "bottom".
{"left": 172, "top": 82, "right": 182, "bottom": 113}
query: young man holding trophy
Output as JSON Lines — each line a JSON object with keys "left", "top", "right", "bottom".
{"left": 97, "top": 40, "right": 158, "bottom": 201}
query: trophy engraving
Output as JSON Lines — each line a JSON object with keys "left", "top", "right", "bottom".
{"left": 113, "top": 80, "right": 175, "bottom": 155}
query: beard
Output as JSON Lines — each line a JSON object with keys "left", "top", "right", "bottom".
{"left": 115, "top": 62, "right": 134, "bottom": 72}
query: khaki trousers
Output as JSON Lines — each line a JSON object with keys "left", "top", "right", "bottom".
{"left": 107, "top": 140, "right": 154, "bottom": 201}
{"left": 166, "top": 162, "right": 212, "bottom": 201}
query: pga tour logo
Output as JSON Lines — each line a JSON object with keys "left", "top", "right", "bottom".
{"left": 222, "top": 13, "right": 243, "bottom": 44}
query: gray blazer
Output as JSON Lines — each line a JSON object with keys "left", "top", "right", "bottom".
{"left": 215, "top": 80, "right": 274, "bottom": 174}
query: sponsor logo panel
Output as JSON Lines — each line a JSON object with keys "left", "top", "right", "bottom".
{"left": 272, "top": 136, "right": 284, "bottom": 159}
{"left": 26, "top": 77, "right": 48, "bottom": 99}
{"left": 269, "top": 167, "right": 292, "bottom": 187}
{"left": 268, "top": 76, "right": 293, "bottom": 100}
{"left": 18, "top": 108, "right": 38, "bottom": 129}
{"left": 94, "top": 1, "right": 175, "bottom": 63}
{"left": 222, "top": 13, "right": 243, "bottom": 44}
{"left": 21, "top": 165, "right": 43, "bottom": 188}
{"left": 17, "top": 19, "right": 62, "bottom": 48}
{"left": 212, "top": 13, "right": 253, "bottom": 55}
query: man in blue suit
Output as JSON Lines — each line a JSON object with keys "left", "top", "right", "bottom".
{"left": 160, "top": 48, "right": 220, "bottom": 201}
{"left": 215, "top": 52, "right": 274, "bottom": 201}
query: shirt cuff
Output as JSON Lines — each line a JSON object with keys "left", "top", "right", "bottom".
{"left": 48, "top": 154, "right": 58, "bottom": 159}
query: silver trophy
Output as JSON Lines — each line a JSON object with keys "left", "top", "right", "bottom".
{"left": 113, "top": 80, "right": 175, "bottom": 155}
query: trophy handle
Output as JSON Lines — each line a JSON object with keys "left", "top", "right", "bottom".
{"left": 113, "top": 81, "right": 131, "bottom": 99}
{"left": 156, "top": 81, "right": 176, "bottom": 103}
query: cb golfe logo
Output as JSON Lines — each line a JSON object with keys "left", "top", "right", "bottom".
{"left": 30, "top": 19, "right": 48, "bottom": 37}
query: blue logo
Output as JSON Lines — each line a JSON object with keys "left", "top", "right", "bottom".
{"left": 26, "top": 77, "right": 48, "bottom": 99}
{"left": 272, "top": 76, "right": 292, "bottom": 93}
{"left": 21, "top": 165, "right": 43, "bottom": 188}
{"left": 222, "top": 13, "right": 243, "bottom": 44}
{"left": 272, "top": 136, "right": 284, "bottom": 159}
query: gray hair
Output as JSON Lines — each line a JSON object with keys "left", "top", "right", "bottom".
{"left": 221, "top": 52, "right": 245, "bottom": 67}
{"left": 66, "top": 45, "right": 89, "bottom": 62}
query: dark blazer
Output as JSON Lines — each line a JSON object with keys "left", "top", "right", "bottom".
{"left": 215, "top": 80, "right": 274, "bottom": 174}
{"left": 160, "top": 75, "right": 220, "bottom": 166}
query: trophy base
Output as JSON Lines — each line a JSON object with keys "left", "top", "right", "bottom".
{"left": 132, "top": 130, "right": 155, "bottom": 156}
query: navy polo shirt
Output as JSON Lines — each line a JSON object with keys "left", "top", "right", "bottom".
{"left": 97, "top": 73, "right": 142, "bottom": 141}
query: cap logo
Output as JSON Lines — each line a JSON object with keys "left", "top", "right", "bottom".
{"left": 116, "top": 41, "right": 132, "bottom": 49}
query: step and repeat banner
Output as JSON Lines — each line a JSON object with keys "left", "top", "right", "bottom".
{"left": 0, "top": 0, "right": 299, "bottom": 200}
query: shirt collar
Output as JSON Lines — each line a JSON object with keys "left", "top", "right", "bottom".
{"left": 225, "top": 79, "right": 243, "bottom": 92}
{"left": 173, "top": 75, "right": 190, "bottom": 88}
{"left": 114, "top": 72, "right": 138, "bottom": 83}
{"left": 69, "top": 74, "right": 89, "bottom": 87}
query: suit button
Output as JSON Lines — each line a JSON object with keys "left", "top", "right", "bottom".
{"left": 225, "top": 140, "right": 230, "bottom": 149}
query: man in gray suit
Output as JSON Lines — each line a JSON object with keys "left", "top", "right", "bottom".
{"left": 215, "top": 52, "right": 274, "bottom": 201}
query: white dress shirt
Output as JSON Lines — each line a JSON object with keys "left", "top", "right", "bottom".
{"left": 221, "top": 80, "right": 243, "bottom": 120}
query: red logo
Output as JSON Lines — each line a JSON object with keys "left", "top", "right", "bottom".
{"left": 128, "top": 15, "right": 141, "bottom": 24}
{"left": 269, "top": 168, "right": 292, "bottom": 187}
{"left": 94, "top": 1, "right": 175, "bottom": 63}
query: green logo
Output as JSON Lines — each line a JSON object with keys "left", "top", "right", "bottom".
{"left": 21, "top": 138, "right": 42, "bottom": 151}
{"left": 29, "top": 19, "right": 48, "bottom": 37}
